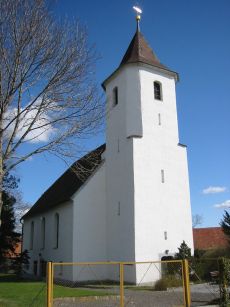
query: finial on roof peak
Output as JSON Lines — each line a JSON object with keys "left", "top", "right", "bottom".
{"left": 133, "top": 6, "right": 142, "bottom": 31}
{"left": 136, "top": 14, "right": 141, "bottom": 31}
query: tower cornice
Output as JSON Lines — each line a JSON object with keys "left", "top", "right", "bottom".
{"left": 102, "top": 61, "right": 179, "bottom": 90}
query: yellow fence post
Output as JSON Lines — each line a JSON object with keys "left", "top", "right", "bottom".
{"left": 182, "top": 259, "right": 191, "bottom": 307}
{"left": 47, "top": 262, "right": 52, "bottom": 307}
{"left": 51, "top": 262, "right": 53, "bottom": 305}
{"left": 120, "top": 263, "right": 124, "bottom": 307}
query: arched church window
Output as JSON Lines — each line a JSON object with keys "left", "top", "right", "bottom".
{"left": 154, "top": 81, "right": 162, "bottom": 100}
{"left": 54, "top": 213, "right": 59, "bottom": 249}
{"left": 113, "top": 87, "right": 118, "bottom": 106}
{"left": 41, "top": 217, "right": 45, "bottom": 249}
{"left": 30, "top": 221, "right": 34, "bottom": 250}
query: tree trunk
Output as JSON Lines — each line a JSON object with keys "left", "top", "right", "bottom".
{"left": 0, "top": 126, "right": 3, "bottom": 226}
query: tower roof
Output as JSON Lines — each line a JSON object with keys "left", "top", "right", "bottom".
{"left": 102, "top": 27, "right": 178, "bottom": 89}
{"left": 119, "top": 29, "right": 169, "bottom": 71}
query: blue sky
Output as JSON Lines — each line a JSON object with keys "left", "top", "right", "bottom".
{"left": 17, "top": 0, "right": 230, "bottom": 227}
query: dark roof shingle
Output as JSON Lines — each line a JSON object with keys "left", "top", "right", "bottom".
{"left": 102, "top": 29, "right": 178, "bottom": 89}
{"left": 23, "top": 144, "right": 106, "bottom": 219}
{"left": 119, "top": 30, "right": 168, "bottom": 70}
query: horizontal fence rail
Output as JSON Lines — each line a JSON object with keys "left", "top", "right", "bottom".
{"left": 2, "top": 257, "right": 229, "bottom": 306}
{"left": 47, "top": 260, "right": 190, "bottom": 307}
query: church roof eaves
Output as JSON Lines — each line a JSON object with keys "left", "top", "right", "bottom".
{"left": 22, "top": 144, "right": 106, "bottom": 219}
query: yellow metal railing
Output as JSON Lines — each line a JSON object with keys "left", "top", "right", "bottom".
{"left": 47, "top": 260, "right": 190, "bottom": 307}
{"left": 47, "top": 262, "right": 52, "bottom": 307}
{"left": 120, "top": 263, "right": 124, "bottom": 307}
{"left": 182, "top": 259, "right": 191, "bottom": 307}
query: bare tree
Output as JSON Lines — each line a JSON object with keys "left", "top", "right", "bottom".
{"left": 0, "top": 0, "right": 103, "bottom": 220}
{"left": 192, "top": 214, "right": 203, "bottom": 228}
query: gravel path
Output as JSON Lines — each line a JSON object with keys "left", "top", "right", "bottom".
{"left": 53, "top": 284, "right": 220, "bottom": 307}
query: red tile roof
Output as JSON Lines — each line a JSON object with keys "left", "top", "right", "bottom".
{"left": 193, "top": 227, "right": 229, "bottom": 250}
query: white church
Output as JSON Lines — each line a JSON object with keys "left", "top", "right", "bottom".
{"left": 22, "top": 15, "right": 193, "bottom": 283}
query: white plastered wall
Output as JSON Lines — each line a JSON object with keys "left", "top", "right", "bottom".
{"left": 104, "top": 63, "right": 193, "bottom": 284}
{"left": 71, "top": 163, "right": 108, "bottom": 281}
{"left": 22, "top": 201, "right": 74, "bottom": 280}
{"left": 133, "top": 65, "right": 193, "bottom": 283}
{"left": 105, "top": 66, "right": 144, "bottom": 282}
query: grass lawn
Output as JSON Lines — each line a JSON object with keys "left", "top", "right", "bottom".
{"left": 0, "top": 274, "right": 110, "bottom": 306}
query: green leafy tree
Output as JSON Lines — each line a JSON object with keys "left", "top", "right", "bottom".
{"left": 220, "top": 210, "right": 230, "bottom": 240}
{"left": 0, "top": 174, "right": 20, "bottom": 264}
{"left": 175, "top": 240, "right": 192, "bottom": 260}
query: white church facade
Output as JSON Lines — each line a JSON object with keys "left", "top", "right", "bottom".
{"left": 22, "top": 19, "right": 193, "bottom": 283}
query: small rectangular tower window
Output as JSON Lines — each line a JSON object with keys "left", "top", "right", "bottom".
{"left": 161, "top": 169, "right": 165, "bottom": 183}
{"left": 113, "top": 87, "right": 118, "bottom": 106}
{"left": 154, "top": 81, "right": 162, "bottom": 100}
{"left": 118, "top": 202, "right": 121, "bottom": 216}
{"left": 164, "top": 231, "right": 168, "bottom": 240}
{"left": 117, "top": 138, "right": 120, "bottom": 153}
{"left": 158, "top": 113, "right": 161, "bottom": 125}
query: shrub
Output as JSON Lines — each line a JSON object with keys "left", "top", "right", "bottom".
{"left": 191, "top": 248, "right": 230, "bottom": 283}
{"left": 175, "top": 241, "right": 191, "bottom": 260}
{"left": 154, "top": 275, "right": 182, "bottom": 291}
{"left": 219, "top": 257, "right": 230, "bottom": 306}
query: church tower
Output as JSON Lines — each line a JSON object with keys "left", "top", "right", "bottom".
{"left": 103, "top": 15, "right": 193, "bottom": 280}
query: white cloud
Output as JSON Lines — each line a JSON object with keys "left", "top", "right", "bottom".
{"left": 4, "top": 100, "right": 57, "bottom": 144}
{"left": 214, "top": 200, "right": 230, "bottom": 209}
{"left": 202, "top": 186, "right": 227, "bottom": 194}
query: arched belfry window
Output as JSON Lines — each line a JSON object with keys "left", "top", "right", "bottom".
{"left": 154, "top": 81, "right": 162, "bottom": 101}
{"left": 54, "top": 213, "right": 59, "bottom": 249}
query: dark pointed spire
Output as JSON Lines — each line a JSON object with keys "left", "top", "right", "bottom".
{"left": 119, "top": 29, "right": 169, "bottom": 71}
{"left": 102, "top": 16, "right": 179, "bottom": 90}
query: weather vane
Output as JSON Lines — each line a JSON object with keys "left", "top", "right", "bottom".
{"left": 133, "top": 6, "right": 142, "bottom": 30}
